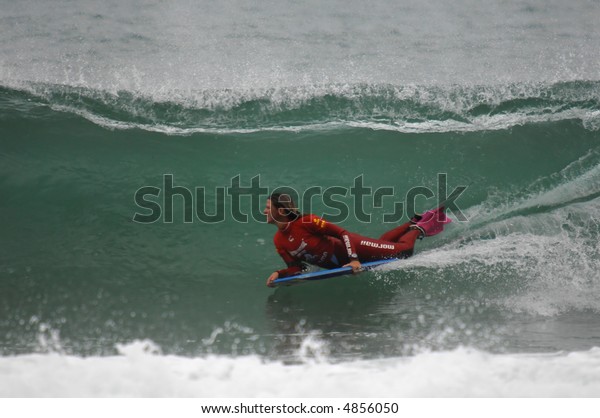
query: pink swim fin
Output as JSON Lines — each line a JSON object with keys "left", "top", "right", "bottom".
{"left": 413, "top": 207, "right": 452, "bottom": 236}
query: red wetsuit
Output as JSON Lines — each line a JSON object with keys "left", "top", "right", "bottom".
{"left": 274, "top": 214, "right": 421, "bottom": 277}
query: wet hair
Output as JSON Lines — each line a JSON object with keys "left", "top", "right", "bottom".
{"left": 269, "top": 192, "right": 301, "bottom": 221}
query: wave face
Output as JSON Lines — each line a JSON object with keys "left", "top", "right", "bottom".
{"left": 1, "top": 0, "right": 600, "bottom": 397}
{"left": 2, "top": 80, "right": 599, "bottom": 361}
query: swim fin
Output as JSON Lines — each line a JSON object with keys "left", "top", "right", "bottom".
{"left": 412, "top": 207, "right": 452, "bottom": 236}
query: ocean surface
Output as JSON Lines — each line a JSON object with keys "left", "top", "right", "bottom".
{"left": 1, "top": 0, "right": 600, "bottom": 397}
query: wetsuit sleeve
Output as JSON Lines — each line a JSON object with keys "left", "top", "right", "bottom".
{"left": 305, "top": 215, "right": 358, "bottom": 260}
{"left": 273, "top": 233, "right": 303, "bottom": 278}
{"left": 275, "top": 248, "right": 304, "bottom": 278}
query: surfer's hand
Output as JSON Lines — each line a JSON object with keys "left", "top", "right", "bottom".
{"left": 266, "top": 272, "right": 279, "bottom": 287}
{"left": 344, "top": 260, "right": 362, "bottom": 274}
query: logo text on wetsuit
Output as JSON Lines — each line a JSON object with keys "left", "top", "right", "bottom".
{"left": 359, "top": 240, "right": 395, "bottom": 250}
{"left": 313, "top": 217, "right": 327, "bottom": 228}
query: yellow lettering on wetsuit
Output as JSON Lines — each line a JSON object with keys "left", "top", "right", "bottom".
{"left": 312, "top": 217, "right": 326, "bottom": 228}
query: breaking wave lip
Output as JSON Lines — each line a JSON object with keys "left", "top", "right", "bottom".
{"left": 3, "top": 80, "right": 600, "bottom": 135}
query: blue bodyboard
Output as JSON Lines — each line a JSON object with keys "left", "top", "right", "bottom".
{"left": 272, "top": 258, "right": 399, "bottom": 287}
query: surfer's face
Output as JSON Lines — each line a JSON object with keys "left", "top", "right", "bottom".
{"left": 264, "top": 199, "right": 284, "bottom": 224}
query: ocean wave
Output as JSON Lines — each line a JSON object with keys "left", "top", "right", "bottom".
{"left": 2, "top": 80, "right": 599, "bottom": 134}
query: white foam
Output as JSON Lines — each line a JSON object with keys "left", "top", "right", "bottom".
{"left": 349, "top": 107, "right": 600, "bottom": 133}
{"left": 1, "top": 342, "right": 599, "bottom": 397}
{"left": 384, "top": 229, "right": 600, "bottom": 316}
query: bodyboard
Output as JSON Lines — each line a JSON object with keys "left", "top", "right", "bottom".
{"left": 272, "top": 258, "right": 399, "bottom": 287}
